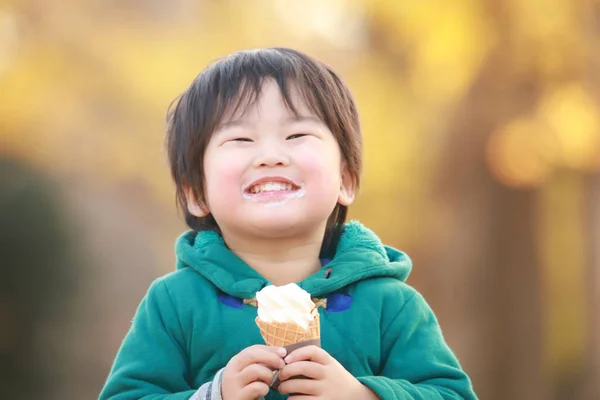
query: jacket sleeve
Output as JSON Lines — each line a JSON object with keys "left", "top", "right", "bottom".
{"left": 189, "top": 369, "right": 224, "bottom": 400}
{"left": 99, "top": 279, "right": 199, "bottom": 400}
{"left": 356, "top": 292, "right": 478, "bottom": 400}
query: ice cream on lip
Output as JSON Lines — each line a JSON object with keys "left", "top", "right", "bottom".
{"left": 255, "top": 283, "right": 316, "bottom": 330}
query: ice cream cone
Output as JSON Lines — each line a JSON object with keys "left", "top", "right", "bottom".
{"left": 254, "top": 283, "right": 322, "bottom": 391}
{"left": 255, "top": 310, "right": 320, "bottom": 347}
{"left": 255, "top": 309, "right": 321, "bottom": 391}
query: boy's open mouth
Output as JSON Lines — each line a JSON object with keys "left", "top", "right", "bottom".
{"left": 242, "top": 177, "right": 304, "bottom": 200}
{"left": 246, "top": 181, "right": 300, "bottom": 194}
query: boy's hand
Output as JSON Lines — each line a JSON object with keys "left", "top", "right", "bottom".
{"left": 221, "top": 345, "right": 287, "bottom": 400}
{"left": 276, "top": 345, "right": 379, "bottom": 399}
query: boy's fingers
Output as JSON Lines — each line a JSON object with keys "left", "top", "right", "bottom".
{"left": 233, "top": 345, "right": 286, "bottom": 371}
{"left": 239, "top": 364, "right": 277, "bottom": 386}
{"left": 277, "top": 378, "right": 320, "bottom": 396}
{"left": 250, "top": 344, "right": 287, "bottom": 357}
{"left": 247, "top": 344, "right": 287, "bottom": 357}
{"left": 284, "top": 345, "right": 329, "bottom": 365}
{"left": 241, "top": 381, "right": 270, "bottom": 399}
{"left": 278, "top": 361, "right": 325, "bottom": 381}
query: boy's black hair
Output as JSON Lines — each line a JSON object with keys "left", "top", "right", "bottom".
{"left": 166, "top": 47, "right": 362, "bottom": 256}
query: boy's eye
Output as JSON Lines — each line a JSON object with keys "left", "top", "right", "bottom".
{"left": 231, "top": 137, "right": 253, "bottom": 142}
{"left": 287, "top": 133, "right": 308, "bottom": 140}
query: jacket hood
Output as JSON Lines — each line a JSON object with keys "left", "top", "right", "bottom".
{"left": 175, "top": 220, "right": 412, "bottom": 299}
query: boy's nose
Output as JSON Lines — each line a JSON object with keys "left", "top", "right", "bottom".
{"left": 254, "top": 142, "right": 290, "bottom": 168}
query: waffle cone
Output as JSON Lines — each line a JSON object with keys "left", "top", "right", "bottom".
{"left": 255, "top": 310, "right": 320, "bottom": 347}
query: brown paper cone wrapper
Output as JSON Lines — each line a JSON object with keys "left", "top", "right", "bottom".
{"left": 270, "top": 338, "right": 321, "bottom": 391}
{"left": 255, "top": 311, "right": 321, "bottom": 391}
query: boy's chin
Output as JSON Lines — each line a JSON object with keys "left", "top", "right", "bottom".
{"left": 244, "top": 216, "right": 324, "bottom": 239}
{"left": 248, "top": 219, "right": 305, "bottom": 237}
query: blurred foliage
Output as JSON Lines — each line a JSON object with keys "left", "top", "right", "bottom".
{"left": 0, "top": 158, "right": 78, "bottom": 399}
{"left": 1, "top": 0, "right": 599, "bottom": 230}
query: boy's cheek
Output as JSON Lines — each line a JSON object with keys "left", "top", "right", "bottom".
{"left": 206, "top": 162, "right": 246, "bottom": 192}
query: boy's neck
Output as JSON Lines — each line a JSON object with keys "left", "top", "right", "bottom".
{"left": 221, "top": 228, "right": 325, "bottom": 286}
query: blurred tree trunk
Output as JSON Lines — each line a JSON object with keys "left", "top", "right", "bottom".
{"left": 585, "top": 171, "right": 600, "bottom": 399}
{"left": 430, "top": 57, "right": 546, "bottom": 400}
{"left": 584, "top": 2, "right": 600, "bottom": 398}
{"left": 426, "top": 4, "right": 548, "bottom": 397}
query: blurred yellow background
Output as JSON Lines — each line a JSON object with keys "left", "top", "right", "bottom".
{"left": 1, "top": 0, "right": 599, "bottom": 399}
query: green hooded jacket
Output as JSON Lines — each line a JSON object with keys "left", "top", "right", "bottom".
{"left": 99, "top": 221, "right": 477, "bottom": 399}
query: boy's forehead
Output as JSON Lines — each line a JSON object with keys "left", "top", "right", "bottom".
{"left": 220, "top": 79, "right": 317, "bottom": 124}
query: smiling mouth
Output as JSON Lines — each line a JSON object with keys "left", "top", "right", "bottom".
{"left": 245, "top": 181, "right": 300, "bottom": 194}
{"left": 242, "top": 180, "right": 306, "bottom": 203}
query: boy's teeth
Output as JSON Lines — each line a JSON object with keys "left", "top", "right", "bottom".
{"left": 250, "top": 182, "right": 294, "bottom": 193}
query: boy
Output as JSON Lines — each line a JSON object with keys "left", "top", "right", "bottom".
{"left": 99, "top": 48, "right": 477, "bottom": 399}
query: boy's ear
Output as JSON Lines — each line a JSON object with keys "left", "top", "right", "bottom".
{"left": 184, "top": 186, "right": 209, "bottom": 217}
{"left": 338, "top": 164, "right": 357, "bottom": 206}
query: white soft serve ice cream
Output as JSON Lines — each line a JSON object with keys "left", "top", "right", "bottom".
{"left": 256, "top": 283, "right": 316, "bottom": 330}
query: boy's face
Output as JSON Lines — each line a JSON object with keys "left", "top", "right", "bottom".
{"left": 187, "top": 79, "right": 355, "bottom": 240}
